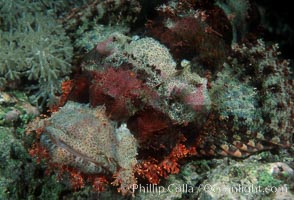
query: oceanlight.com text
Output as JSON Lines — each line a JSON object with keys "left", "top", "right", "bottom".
{"left": 131, "top": 183, "right": 288, "bottom": 195}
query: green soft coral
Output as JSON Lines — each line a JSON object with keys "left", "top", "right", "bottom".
{"left": 0, "top": 13, "right": 73, "bottom": 106}
{"left": 0, "top": 32, "right": 24, "bottom": 85}
{"left": 20, "top": 14, "right": 73, "bottom": 105}
{"left": 0, "top": 0, "right": 37, "bottom": 30}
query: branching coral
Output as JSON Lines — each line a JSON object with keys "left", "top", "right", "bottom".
{"left": 21, "top": 14, "right": 73, "bottom": 105}
{"left": 0, "top": 32, "right": 24, "bottom": 87}
{"left": 0, "top": 0, "right": 36, "bottom": 30}
{"left": 0, "top": 12, "right": 73, "bottom": 106}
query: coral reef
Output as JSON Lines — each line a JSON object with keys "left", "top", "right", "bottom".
{"left": 0, "top": 0, "right": 293, "bottom": 199}
{"left": 25, "top": 0, "right": 292, "bottom": 196}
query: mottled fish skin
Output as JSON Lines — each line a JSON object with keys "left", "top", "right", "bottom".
{"left": 40, "top": 101, "right": 118, "bottom": 174}
{"left": 194, "top": 112, "right": 292, "bottom": 158}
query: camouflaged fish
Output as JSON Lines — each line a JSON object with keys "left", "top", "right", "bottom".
{"left": 28, "top": 29, "right": 293, "bottom": 194}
